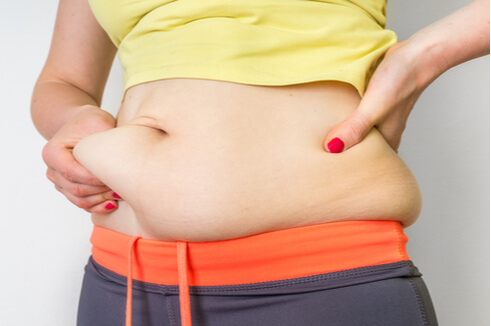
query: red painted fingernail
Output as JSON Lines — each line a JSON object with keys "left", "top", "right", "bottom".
{"left": 105, "top": 203, "right": 116, "bottom": 210}
{"left": 113, "top": 192, "right": 122, "bottom": 199}
{"left": 327, "top": 137, "right": 345, "bottom": 153}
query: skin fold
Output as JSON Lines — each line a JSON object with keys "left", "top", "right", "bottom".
{"left": 73, "top": 80, "right": 422, "bottom": 241}
{"left": 32, "top": 0, "right": 489, "bottom": 241}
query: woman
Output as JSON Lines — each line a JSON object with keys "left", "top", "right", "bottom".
{"left": 31, "top": 0, "right": 489, "bottom": 325}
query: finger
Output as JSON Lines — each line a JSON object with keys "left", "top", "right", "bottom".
{"left": 389, "top": 136, "right": 402, "bottom": 153}
{"left": 48, "top": 167, "right": 111, "bottom": 197}
{"left": 324, "top": 110, "right": 375, "bottom": 153}
{"left": 61, "top": 153, "right": 107, "bottom": 186}
{"left": 111, "top": 191, "right": 124, "bottom": 200}
{"left": 101, "top": 189, "right": 124, "bottom": 201}
{"left": 44, "top": 143, "right": 107, "bottom": 187}
{"left": 84, "top": 200, "right": 119, "bottom": 215}
{"left": 377, "top": 121, "right": 405, "bottom": 152}
{"left": 55, "top": 184, "right": 118, "bottom": 213}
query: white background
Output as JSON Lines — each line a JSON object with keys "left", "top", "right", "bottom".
{"left": 0, "top": 0, "right": 488, "bottom": 325}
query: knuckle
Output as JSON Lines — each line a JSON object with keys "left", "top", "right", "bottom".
{"left": 347, "top": 112, "right": 373, "bottom": 142}
{"left": 73, "top": 197, "right": 92, "bottom": 209}
{"left": 41, "top": 143, "right": 52, "bottom": 164}
{"left": 60, "top": 165, "right": 75, "bottom": 182}
{"left": 46, "top": 169, "right": 54, "bottom": 182}
{"left": 353, "top": 113, "right": 372, "bottom": 130}
{"left": 85, "top": 174, "right": 100, "bottom": 185}
{"left": 346, "top": 121, "right": 366, "bottom": 143}
{"left": 69, "top": 184, "right": 86, "bottom": 197}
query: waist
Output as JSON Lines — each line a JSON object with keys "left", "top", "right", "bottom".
{"left": 74, "top": 79, "right": 422, "bottom": 241}
{"left": 91, "top": 220, "right": 410, "bottom": 286}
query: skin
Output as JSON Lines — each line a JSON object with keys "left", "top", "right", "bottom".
{"left": 32, "top": 0, "right": 489, "bottom": 219}
{"left": 32, "top": 0, "right": 118, "bottom": 214}
{"left": 72, "top": 79, "right": 422, "bottom": 241}
{"left": 324, "top": 0, "right": 490, "bottom": 153}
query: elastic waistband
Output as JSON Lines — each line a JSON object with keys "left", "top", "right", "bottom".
{"left": 91, "top": 220, "right": 409, "bottom": 286}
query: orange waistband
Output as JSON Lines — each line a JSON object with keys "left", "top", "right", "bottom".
{"left": 91, "top": 220, "right": 410, "bottom": 287}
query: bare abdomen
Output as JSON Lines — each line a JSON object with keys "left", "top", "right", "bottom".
{"left": 73, "top": 80, "right": 421, "bottom": 241}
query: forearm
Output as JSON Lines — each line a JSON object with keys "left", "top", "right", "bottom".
{"left": 31, "top": 75, "right": 111, "bottom": 140}
{"left": 406, "top": 0, "right": 490, "bottom": 88}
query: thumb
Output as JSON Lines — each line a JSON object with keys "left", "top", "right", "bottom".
{"left": 324, "top": 110, "right": 375, "bottom": 153}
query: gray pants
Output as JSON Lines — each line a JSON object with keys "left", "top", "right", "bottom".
{"left": 77, "top": 257, "right": 438, "bottom": 326}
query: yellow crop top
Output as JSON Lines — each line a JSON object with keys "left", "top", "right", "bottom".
{"left": 88, "top": 0, "right": 397, "bottom": 96}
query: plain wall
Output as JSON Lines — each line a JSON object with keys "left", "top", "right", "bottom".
{"left": 1, "top": 0, "right": 488, "bottom": 325}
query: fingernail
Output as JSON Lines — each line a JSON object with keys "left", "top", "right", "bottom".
{"left": 113, "top": 192, "right": 122, "bottom": 199}
{"left": 327, "top": 137, "right": 345, "bottom": 153}
{"left": 105, "top": 203, "right": 116, "bottom": 210}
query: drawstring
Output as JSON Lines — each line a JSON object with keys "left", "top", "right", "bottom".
{"left": 177, "top": 241, "right": 192, "bottom": 326}
{"left": 125, "top": 238, "right": 191, "bottom": 326}
{"left": 126, "top": 236, "right": 141, "bottom": 326}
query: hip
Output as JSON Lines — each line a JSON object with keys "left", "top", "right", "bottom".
{"left": 78, "top": 221, "right": 438, "bottom": 326}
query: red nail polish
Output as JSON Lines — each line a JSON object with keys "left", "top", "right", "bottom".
{"left": 327, "top": 137, "right": 345, "bottom": 153}
{"left": 105, "top": 203, "right": 116, "bottom": 210}
{"left": 113, "top": 192, "right": 122, "bottom": 199}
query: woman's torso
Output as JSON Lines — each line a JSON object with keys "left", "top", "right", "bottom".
{"left": 74, "top": 79, "right": 422, "bottom": 242}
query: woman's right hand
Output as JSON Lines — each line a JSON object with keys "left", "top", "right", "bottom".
{"left": 42, "top": 105, "right": 121, "bottom": 214}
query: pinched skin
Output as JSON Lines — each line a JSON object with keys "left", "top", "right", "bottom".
{"left": 74, "top": 79, "right": 422, "bottom": 242}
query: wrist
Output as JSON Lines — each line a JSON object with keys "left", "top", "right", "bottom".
{"left": 404, "top": 35, "right": 448, "bottom": 90}
{"left": 71, "top": 105, "right": 115, "bottom": 125}
{"left": 404, "top": 0, "right": 490, "bottom": 89}
{"left": 57, "top": 105, "right": 116, "bottom": 141}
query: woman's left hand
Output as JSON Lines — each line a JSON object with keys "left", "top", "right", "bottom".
{"left": 323, "top": 40, "right": 426, "bottom": 153}
{"left": 324, "top": 0, "right": 490, "bottom": 153}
